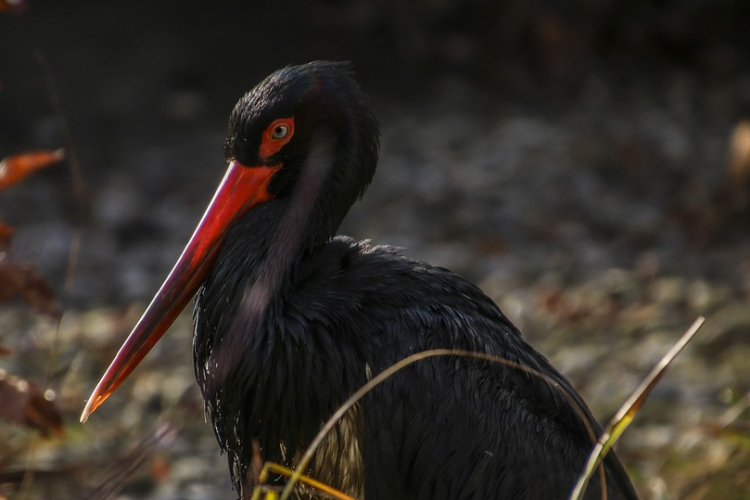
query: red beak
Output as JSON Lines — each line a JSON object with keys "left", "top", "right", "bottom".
{"left": 80, "top": 161, "right": 280, "bottom": 422}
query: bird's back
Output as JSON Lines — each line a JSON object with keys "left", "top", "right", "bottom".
{"left": 275, "top": 236, "right": 639, "bottom": 500}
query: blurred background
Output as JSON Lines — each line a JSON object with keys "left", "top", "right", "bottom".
{"left": 0, "top": 0, "right": 749, "bottom": 498}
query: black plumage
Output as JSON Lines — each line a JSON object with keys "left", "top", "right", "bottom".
{"left": 84, "top": 61, "right": 639, "bottom": 500}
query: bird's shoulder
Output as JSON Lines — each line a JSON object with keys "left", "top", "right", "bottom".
{"left": 288, "top": 235, "right": 542, "bottom": 372}
{"left": 293, "top": 235, "right": 513, "bottom": 329}
{"left": 287, "top": 237, "right": 637, "bottom": 499}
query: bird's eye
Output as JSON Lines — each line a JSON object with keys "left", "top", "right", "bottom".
{"left": 272, "top": 125, "right": 289, "bottom": 140}
{"left": 259, "top": 117, "right": 295, "bottom": 159}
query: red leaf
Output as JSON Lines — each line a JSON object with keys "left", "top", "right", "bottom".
{"left": 0, "top": 0, "right": 26, "bottom": 15}
{"left": 0, "top": 149, "right": 64, "bottom": 191}
{"left": 0, "top": 219, "right": 14, "bottom": 249}
{"left": 0, "top": 370, "right": 63, "bottom": 438}
{"left": 0, "top": 253, "right": 62, "bottom": 319}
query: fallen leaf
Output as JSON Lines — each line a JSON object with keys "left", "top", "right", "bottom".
{"left": 0, "top": 253, "right": 62, "bottom": 319}
{"left": 0, "top": 0, "right": 26, "bottom": 14}
{"left": 726, "top": 119, "right": 750, "bottom": 211}
{"left": 728, "top": 120, "right": 750, "bottom": 184}
{"left": 0, "top": 220, "right": 14, "bottom": 249}
{"left": 0, "top": 369, "right": 63, "bottom": 438}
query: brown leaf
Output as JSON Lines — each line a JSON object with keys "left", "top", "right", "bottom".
{"left": 0, "top": 220, "right": 14, "bottom": 249}
{"left": 0, "top": 0, "right": 26, "bottom": 15}
{"left": 0, "top": 369, "right": 63, "bottom": 438}
{"left": 0, "top": 253, "right": 62, "bottom": 319}
{"left": 728, "top": 120, "right": 750, "bottom": 183}
{"left": 726, "top": 119, "right": 750, "bottom": 210}
{"left": 0, "top": 149, "right": 64, "bottom": 191}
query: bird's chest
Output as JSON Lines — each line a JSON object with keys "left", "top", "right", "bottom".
{"left": 193, "top": 287, "right": 368, "bottom": 497}
{"left": 248, "top": 318, "right": 368, "bottom": 497}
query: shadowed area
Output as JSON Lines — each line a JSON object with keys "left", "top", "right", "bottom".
{"left": 0, "top": 1, "right": 749, "bottom": 499}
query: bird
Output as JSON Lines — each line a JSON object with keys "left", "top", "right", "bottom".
{"left": 81, "top": 61, "right": 639, "bottom": 500}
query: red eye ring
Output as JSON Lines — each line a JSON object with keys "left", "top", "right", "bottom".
{"left": 260, "top": 117, "right": 295, "bottom": 159}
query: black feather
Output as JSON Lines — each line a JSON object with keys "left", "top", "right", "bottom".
{"left": 192, "top": 61, "right": 638, "bottom": 500}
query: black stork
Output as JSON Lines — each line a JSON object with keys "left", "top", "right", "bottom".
{"left": 81, "top": 61, "right": 639, "bottom": 500}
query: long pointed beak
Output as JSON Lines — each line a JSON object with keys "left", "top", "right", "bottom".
{"left": 80, "top": 161, "right": 280, "bottom": 422}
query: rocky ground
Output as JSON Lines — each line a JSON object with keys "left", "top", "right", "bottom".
{"left": 1, "top": 1, "right": 749, "bottom": 499}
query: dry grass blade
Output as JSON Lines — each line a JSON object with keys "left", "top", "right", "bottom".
{"left": 279, "top": 349, "right": 599, "bottom": 500}
{"left": 83, "top": 421, "right": 177, "bottom": 500}
{"left": 250, "top": 463, "right": 356, "bottom": 500}
{"left": 569, "top": 316, "right": 706, "bottom": 500}
{"left": 34, "top": 50, "right": 86, "bottom": 293}
{"left": 716, "top": 391, "right": 750, "bottom": 430}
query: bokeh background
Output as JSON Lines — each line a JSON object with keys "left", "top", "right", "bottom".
{"left": 1, "top": 1, "right": 749, "bottom": 498}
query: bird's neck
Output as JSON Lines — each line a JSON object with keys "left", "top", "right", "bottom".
{"left": 246, "top": 133, "right": 340, "bottom": 311}
{"left": 195, "top": 134, "right": 343, "bottom": 391}
{"left": 196, "top": 196, "right": 318, "bottom": 359}
{"left": 192, "top": 171, "right": 345, "bottom": 492}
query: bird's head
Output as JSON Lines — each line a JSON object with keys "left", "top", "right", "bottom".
{"left": 227, "top": 62, "right": 379, "bottom": 235}
{"left": 80, "top": 61, "right": 379, "bottom": 422}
